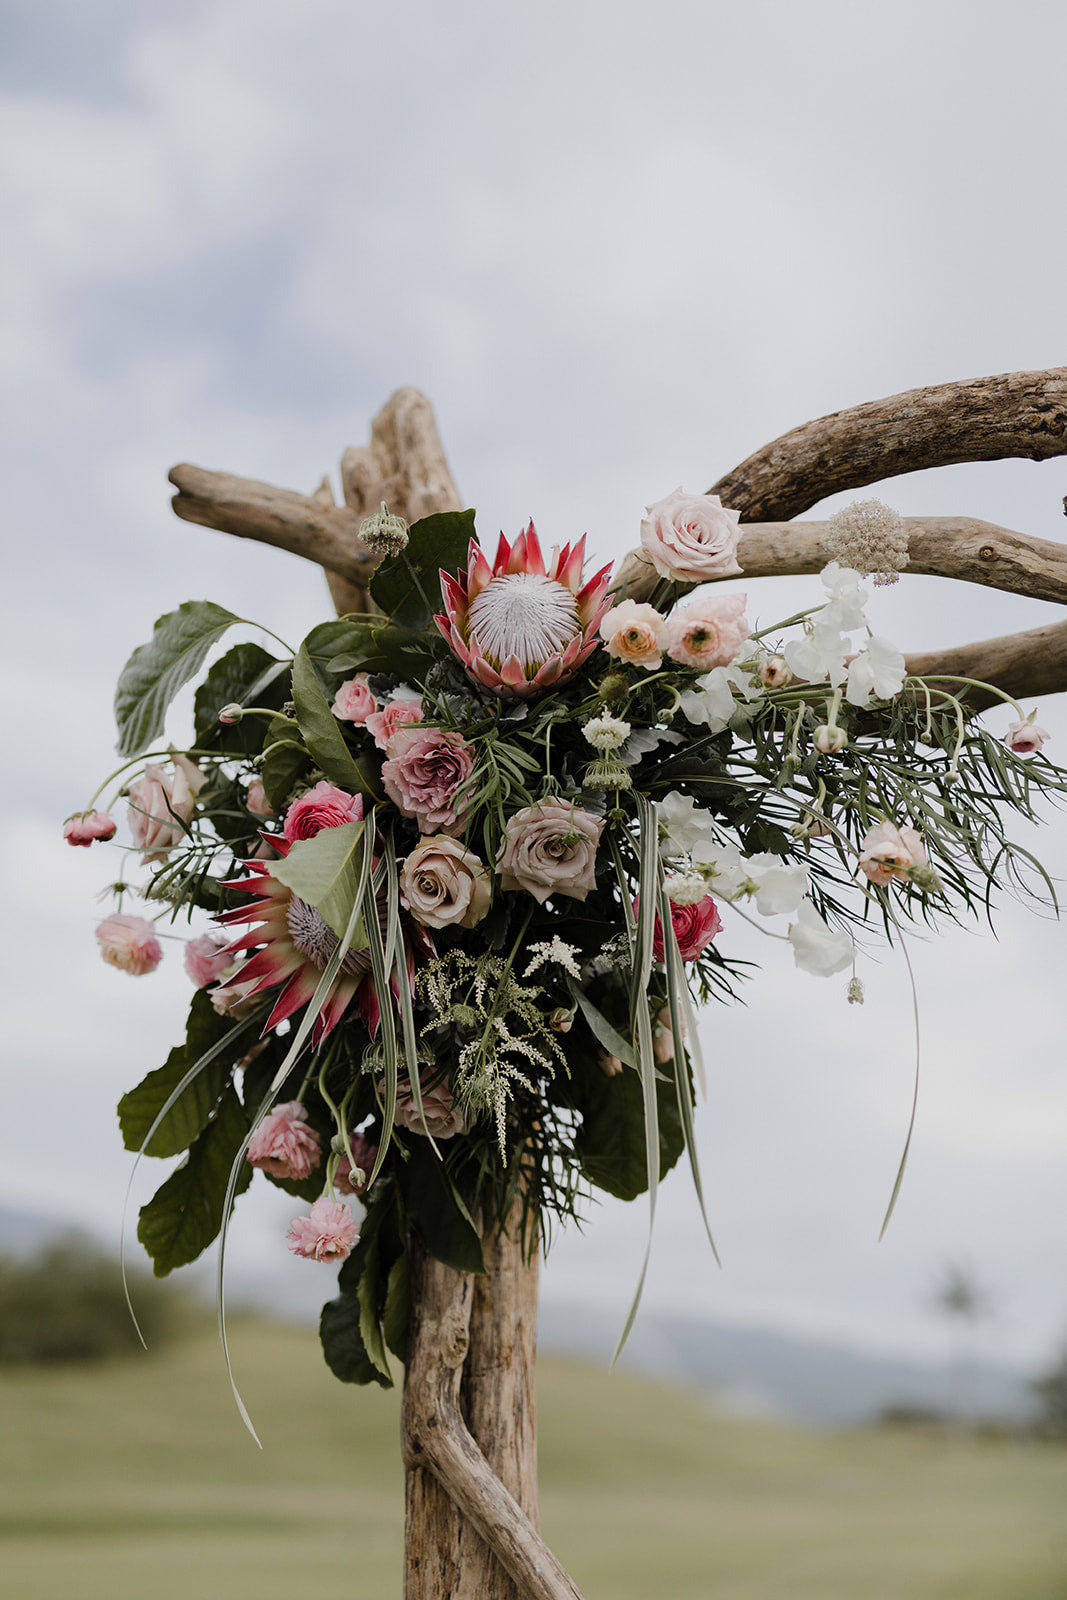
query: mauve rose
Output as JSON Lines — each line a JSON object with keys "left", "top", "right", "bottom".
{"left": 335, "top": 1133, "right": 379, "bottom": 1196}
{"left": 63, "top": 810, "right": 116, "bottom": 846}
{"left": 643, "top": 892, "right": 722, "bottom": 962}
{"left": 96, "top": 913, "right": 163, "bottom": 976}
{"left": 247, "top": 1101, "right": 323, "bottom": 1181}
{"left": 332, "top": 674, "right": 379, "bottom": 725}
{"left": 381, "top": 728, "right": 474, "bottom": 835}
{"left": 496, "top": 801, "right": 603, "bottom": 904}
{"left": 183, "top": 931, "right": 233, "bottom": 988}
{"left": 641, "top": 488, "right": 743, "bottom": 583}
{"left": 858, "top": 819, "right": 927, "bottom": 886}
{"left": 598, "top": 599, "right": 667, "bottom": 670}
{"left": 127, "top": 755, "right": 204, "bottom": 862}
{"left": 665, "top": 594, "right": 750, "bottom": 671}
{"left": 283, "top": 781, "right": 363, "bottom": 843}
{"left": 393, "top": 1075, "right": 466, "bottom": 1139}
{"left": 399, "top": 835, "right": 491, "bottom": 929}
{"left": 365, "top": 697, "right": 425, "bottom": 753}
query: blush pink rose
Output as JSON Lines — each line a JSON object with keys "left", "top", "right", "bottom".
{"left": 641, "top": 488, "right": 743, "bottom": 583}
{"left": 183, "top": 931, "right": 233, "bottom": 988}
{"left": 598, "top": 599, "right": 668, "bottom": 670}
{"left": 665, "top": 594, "right": 750, "bottom": 670}
{"left": 283, "top": 781, "right": 364, "bottom": 843}
{"left": 63, "top": 810, "right": 117, "bottom": 846}
{"left": 365, "top": 696, "right": 425, "bottom": 753}
{"left": 496, "top": 801, "right": 603, "bottom": 904}
{"left": 858, "top": 820, "right": 927, "bottom": 886}
{"left": 286, "top": 1198, "right": 359, "bottom": 1262}
{"left": 642, "top": 893, "right": 722, "bottom": 962}
{"left": 381, "top": 728, "right": 474, "bottom": 835}
{"left": 127, "top": 755, "right": 204, "bottom": 862}
{"left": 334, "top": 1133, "right": 379, "bottom": 1196}
{"left": 1005, "top": 719, "right": 1049, "bottom": 755}
{"left": 247, "top": 1101, "right": 323, "bottom": 1181}
{"left": 399, "top": 835, "right": 491, "bottom": 929}
{"left": 332, "top": 674, "right": 379, "bottom": 725}
{"left": 96, "top": 914, "right": 163, "bottom": 976}
{"left": 393, "top": 1075, "right": 467, "bottom": 1139}
{"left": 245, "top": 777, "right": 273, "bottom": 816}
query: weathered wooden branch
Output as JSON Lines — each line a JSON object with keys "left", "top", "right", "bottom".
{"left": 708, "top": 367, "right": 1067, "bottom": 522}
{"left": 904, "top": 617, "right": 1067, "bottom": 712}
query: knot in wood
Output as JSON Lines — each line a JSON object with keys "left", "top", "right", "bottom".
{"left": 979, "top": 544, "right": 997, "bottom": 561}
{"left": 439, "top": 1304, "right": 470, "bottom": 1367}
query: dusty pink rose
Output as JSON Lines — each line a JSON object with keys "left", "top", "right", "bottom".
{"left": 334, "top": 1134, "right": 379, "bottom": 1196}
{"left": 245, "top": 777, "right": 273, "bottom": 816}
{"left": 399, "top": 836, "right": 491, "bottom": 929}
{"left": 95, "top": 913, "right": 163, "bottom": 976}
{"left": 598, "top": 599, "right": 668, "bottom": 670}
{"left": 332, "top": 674, "right": 379, "bottom": 725}
{"left": 1005, "top": 718, "right": 1050, "bottom": 756}
{"left": 858, "top": 820, "right": 927, "bottom": 886}
{"left": 665, "top": 594, "right": 750, "bottom": 670}
{"left": 63, "top": 810, "right": 117, "bottom": 846}
{"left": 381, "top": 728, "right": 474, "bottom": 835}
{"left": 496, "top": 801, "right": 603, "bottom": 904}
{"left": 247, "top": 1101, "right": 323, "bottom": 1181}
{"left": 641, "top": 488, "right": 743, "bottom": 583}
{"left": 286, "top": 1198, "right": 359, "bottom": 1262}
{"left": 365, "top": 696, "right": 425, "bottom": 752}
{"left": 127, "top": 755, "right": 204, "bottom": 862}
{"left": 643, "top": 893, "right": 722, "bottom": 962}
{"left": 184, "top": 931, "right": 233, "bottom": 988}
{"left": 394, "top": 1075, "right": 467, "bottom": 1139}
{"left": 283, "top": 781, "right": 363, "bottom": 843}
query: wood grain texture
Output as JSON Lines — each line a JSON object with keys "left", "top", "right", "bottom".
{"left": 904, "top": 617, "right": 1067, "bottom": 712}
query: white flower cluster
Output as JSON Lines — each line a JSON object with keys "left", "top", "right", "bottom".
{"left": 582, "top": 713, "right": 631, "bottom": 752}
{"left": 783, "top": 564, "right": 906, "bottom": 708}
{"left": 824, "top": 499, "right": 909, "bottom": 587}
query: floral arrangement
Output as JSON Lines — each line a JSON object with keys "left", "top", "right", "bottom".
{"left": 69, "top": 491, "right": 1064, "bottom": 1393}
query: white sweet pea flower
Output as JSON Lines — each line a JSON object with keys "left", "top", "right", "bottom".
{"left": 787, "top": 899, "right": 854, "bottom": 976}
{"left": 689, "top": 837, "right": 750, "bottom": 899}
{"left": 743, "top": 853, "right": 810, "bottom": 915}
{"left": 657, "top": 792, "right": 718, "bottom": 856}
{"left": 678, "top": 663, "right": 760, "bottom": 731}
{"left": 819, "top": 563, "right": 869, "bottom": 632}
{"left": 783, "top": 624, "right": 850, "bottom": 689}
{"left": 845, "top": 636, "right": 906, "bottom": 706}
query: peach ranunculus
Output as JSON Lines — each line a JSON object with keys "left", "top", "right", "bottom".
{"left": 126, "top": 755, "right": 204, "bottom": 862}
{"left": 331, "top": 674, "right": 379, "bottom": 725}
{"left": 365, "top": 694, "right": 425, "bottom": 753}
{"left": 393, "top": 1074, "right": 467, "bottom": 1139}
{"left": 496, "top": 801, "right": 603, "bottom": 904}
{"left": 665, "top": 593, "right": 750, "bottom": 671}
{"left": 641, "top": 488, "right": 743, "bottom": 584}
{"left": 247, "top": 1101, "right": 323, "bottom": 1181}
{"left": 95, "top": 913, "right": 163, "bottom": 975}
{"left": 282, "top": 781, "right": 363, "bottom": 843}
{"left": 381, "top": 728, "right": 475, "bottom": 835}
{"left": 858, "top": 820, "right": 927, "bottom": 886}
{"left": 399, "top": 835, "right": 491, "bottom": 929}
{"left": 598, "top": 599, "right": 668, "bottom": 670}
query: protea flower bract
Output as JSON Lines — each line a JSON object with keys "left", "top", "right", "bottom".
{"left": 436, "top": 522, "right": 613, "bottom": 698}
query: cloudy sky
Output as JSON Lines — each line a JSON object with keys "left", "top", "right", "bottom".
{"left": 3, "top": 0, "right": 1066, "bottom": 1376}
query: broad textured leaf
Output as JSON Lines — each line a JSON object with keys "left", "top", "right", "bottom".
{"left": 382, "top": 1253, "right": 410, "bottom": 1362}
{"left": 193, "top": 642, "right": 286, "bottom": 755}
{"left": 136, "top": 1088, "right": 253, "bottom": 1275}
{"left": 355, "top": 1223, "right": 392, "bottom": 1381}
{"left": 114, "top": 600, "right": 240, "bottom": 756}
{"left": 399, "top": 1144, "right": 484, "bottom": 1274}
{"left": 303, "top": 618, "right": 379, "bottom": 670}
{"left": 369, "top": 509, "right": 476, "bottom": 628}
{"left": 261, "top": 713, "right": 311, "bottom": 813}
{"left": 118, "top": 990, "right": 244, "bottom": 1157}
{"left": 291, "top": 642, "right": 383, "bottom": 799}
{"left": 575, "top": 1063, "right": 684, "bottom": 1202}
{"left": 319, "top": 1291, "right": 391, "bottom": 1388}
{"left": 367, "top": 625, "right": 449, "bottom": 679}
{"left": 270, "top": 819, "right": 367, "bottom": 941}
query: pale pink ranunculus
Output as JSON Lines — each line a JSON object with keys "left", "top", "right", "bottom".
{"left": 858, "top": 820, "right": 927, "bottom": 886}
{"left": 63, "top": 810, "right": 117, "bottom": 847}
{"left": 598, "top": 599, "right": 668, "bottom": 671}
{"left": 496, "top": 801, "right": 603, "bottom": 904}
{"left": 760, "top": 655, "right": 791, "bottom": 689}
{"left": 381, "top": 728, "right": 475, "bottom": 835}
{"left": 127, "top": 755, "right": 204, "bottom": 862}
{"left": 641, "top": 488, "right": 743, "bottom": 584}
{"left": 282, "top": 781, "right": 363, "bottom": 843}
{"left": 1005, "top": 719, "right": 1050, "bottom": 756}
{"left": 643, "top": 892, "right": 722, "bottom": 962}
{"left": 95, "top": 913, "right": 163, "bottom": 976}
{"left": 332, "top": 674, "right": 379, "bottom": 725}
{"left": 394, "top": 1075, "right": 467, "bottom": 1139}
{"left": 399, "top": 835, "right": 491, "bottom": 929}
{"left": 247, "top": 1101, "right": 323, "bottom": 1181}
{"left": 286, "top": 1198, "right": 359, "bottom": 1262}
{"left": 334, "top": 1134, "right": 379, "bottom": 1196}
{"left": 245, "top": 777, "right": 273, "bottom": 817}
{"left": 183, "top": 931, "right": 233, "bottom": 988}
{"left": 365, "top": 697, "right": 425, "bottom": 753}
{"left": 665, "top": 593, "right": 750, "bottom": 670}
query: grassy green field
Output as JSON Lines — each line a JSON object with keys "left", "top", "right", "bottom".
{"left": 2, "top": 1317, "right": 1065, "bottom": 1599}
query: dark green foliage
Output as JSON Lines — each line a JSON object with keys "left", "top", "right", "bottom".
{"left": 369, "top": 509, "right": 476, "bottom": 628}
{"left": 137, "top": 1088, "right": 254, "bottom": 1275}
{"left": 574, "top": 1062, "right": 685, "bottom": 1202}
{"left": 118, "top": 989, "right": 251, "bottom": 1158}
{"left": 193, "top": 642, "right": 287, "bottom": 756}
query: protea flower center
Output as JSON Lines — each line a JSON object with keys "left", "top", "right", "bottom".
{"left": 287, "top": 895, "right": 370, "bottom": 976}
{"left": 467, "top": 573, "right": 580, "bottom": 672}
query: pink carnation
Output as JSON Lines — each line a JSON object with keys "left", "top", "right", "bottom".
{"left": 332, "top": 674, "right": 379, "bottom": 725}
{"left": 665, "top": 594, "right": 750, "bottom": 670}
{"left": 283, "top": 781, "right": 364, "bottom": 843}
{"left": 365, "top": 697, "right": 425, "bottom": 753}
{"left": 127, "top": 755, "right": 204, "bottom": 863}
{"left": 95, "top": 913, "right": 163, "bottom": 976}
{"left": 63, "top": 810, "right": 117, "bottom": 846}
{"left": 641, "top": 893, "right": 722, "bottom": 962}
{"left": 334, "top": 1133, "right": 379, "bottom": 1196}
{"left": 858, "top": 820, "right": 927, "bottom": 886}
{"left": 598, "top": 599, "right": 667, "bottom": 670}
{"left": 183, "top": 931, "right": 233, "bottom": 988}
{"left": 247, "top": 1101, "right": 323, "bottom": 1181}
{"left": 286, "top": 1198, "right": 359, "bottom": 1262}
{"left": 381, "top": 728, "right": 474, "bottom": 835}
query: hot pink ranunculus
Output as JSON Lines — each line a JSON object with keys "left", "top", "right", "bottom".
{"left": 332, "top": 674, "right": 379, "bottom": 725}
{"left": 381, "top": 728, "right": 475, "bottom": 835}
{"left": 642, "top": 892, "right": 722, "bottom": 962}
{"left": 95, "top": 914, "right": 163, "bottom": 976}
{"left": 641, "top": 488, "right": 743, "bottom": 584}
{"left": 63, "top": 810, "right": 117, "bottom": 846}
{"left": 334, "top": 1134, "right": 380, "bottom": 1196}
{"left": 247, "top": 1102, "right": 323, "bottom": 1181}
{"left": 282, "top": 781, "right": 364, "bottom": 843}
{"left": 858, "top": 820, "right": 927, "bottom": 886}
{"left": 286, "top": 1198, "right": 359, "bottom": 1262}
{"left": 127, "top": 755, "right": 204, "bottom": 862}
{"left": 665, "top": 594, "right": 750, "bottom": 671}
{"left": 183, "top": 931, "right": 233, "bottom": 988}
{"left": 365, "top": 697, "right": 425, "bottom": 753}
{"left": 598, "top": 599, "right": 668, "bottom": 670}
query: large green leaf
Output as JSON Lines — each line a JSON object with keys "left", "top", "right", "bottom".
{"left": 193, "top": 642, "right": 286, "bottom": 756}
{"left": 114, "top": 600, "right": 240, "bottom": 756}
{"left": 574, "top": 1063, "right": 684, "bottom": 1203}
{"left": 118, "top": 990, "right": 244, "bottom": 1157}
{"left": 291, "top": 642, "right": 383, "bottom": 800}
{"left": 369, "top": 509, "right": 476, "bottom": 628}
{"left": 270, "top": 819, "right": 368, "bottom": 942}
{"left": 136, "top": 1087, "right": 253, "bottom": 1275}
{"left": 319, "top": 1291, "right": 391, "bottom": 1388}
{"left": 260, "top": 713, "right": 312, "bottom": 814}
{"left": 382, "top": 1253, "right": 411, "bottom": 1362}
{"left": 399, "top": 1143, "right": 485, "bottom": 1274}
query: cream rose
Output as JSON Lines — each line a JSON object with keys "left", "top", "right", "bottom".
{"left": 496, "top": 801, "right": 603, "bottom": 904}
{"left": 399, "top": 836, "right": 491, "bottom": 929}
{"left": 641, "top": 487, "right": 743, "bottom": 583}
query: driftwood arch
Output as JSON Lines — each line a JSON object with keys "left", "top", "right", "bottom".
{"left": 169, "top": 369, "right": 1067, "bottom": 1598}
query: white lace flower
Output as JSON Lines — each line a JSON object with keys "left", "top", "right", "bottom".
{"left": 787, "top": 899, "right": 853, "bottom": 976}
{"left": 845, "top": 636, "right": 906, "bottom": 705}
{"left": 523, "top": 937, "right": 583, "bottom": 978}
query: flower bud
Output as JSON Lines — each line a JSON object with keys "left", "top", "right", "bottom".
{"left": 760, "top": 654, "right": 791, "bottom": 689}
{"left": 218, "top": 703, "right": 244, "bottom": 725}
{"left": 815, "top": 724, "right": 848, "bottom": 754}
{"left": 359, "top": 501, "right": 409, "bottom": 557}
{"left": 598, "top": 1052, "right": 623, "bottom": 1077}
{"left": 549, "top": 1007, "right": 575, "bottom": 1033}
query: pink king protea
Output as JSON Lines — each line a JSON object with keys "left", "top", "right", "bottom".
{"left": 435, "top": 523, "right": 613, "bottom": 698}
